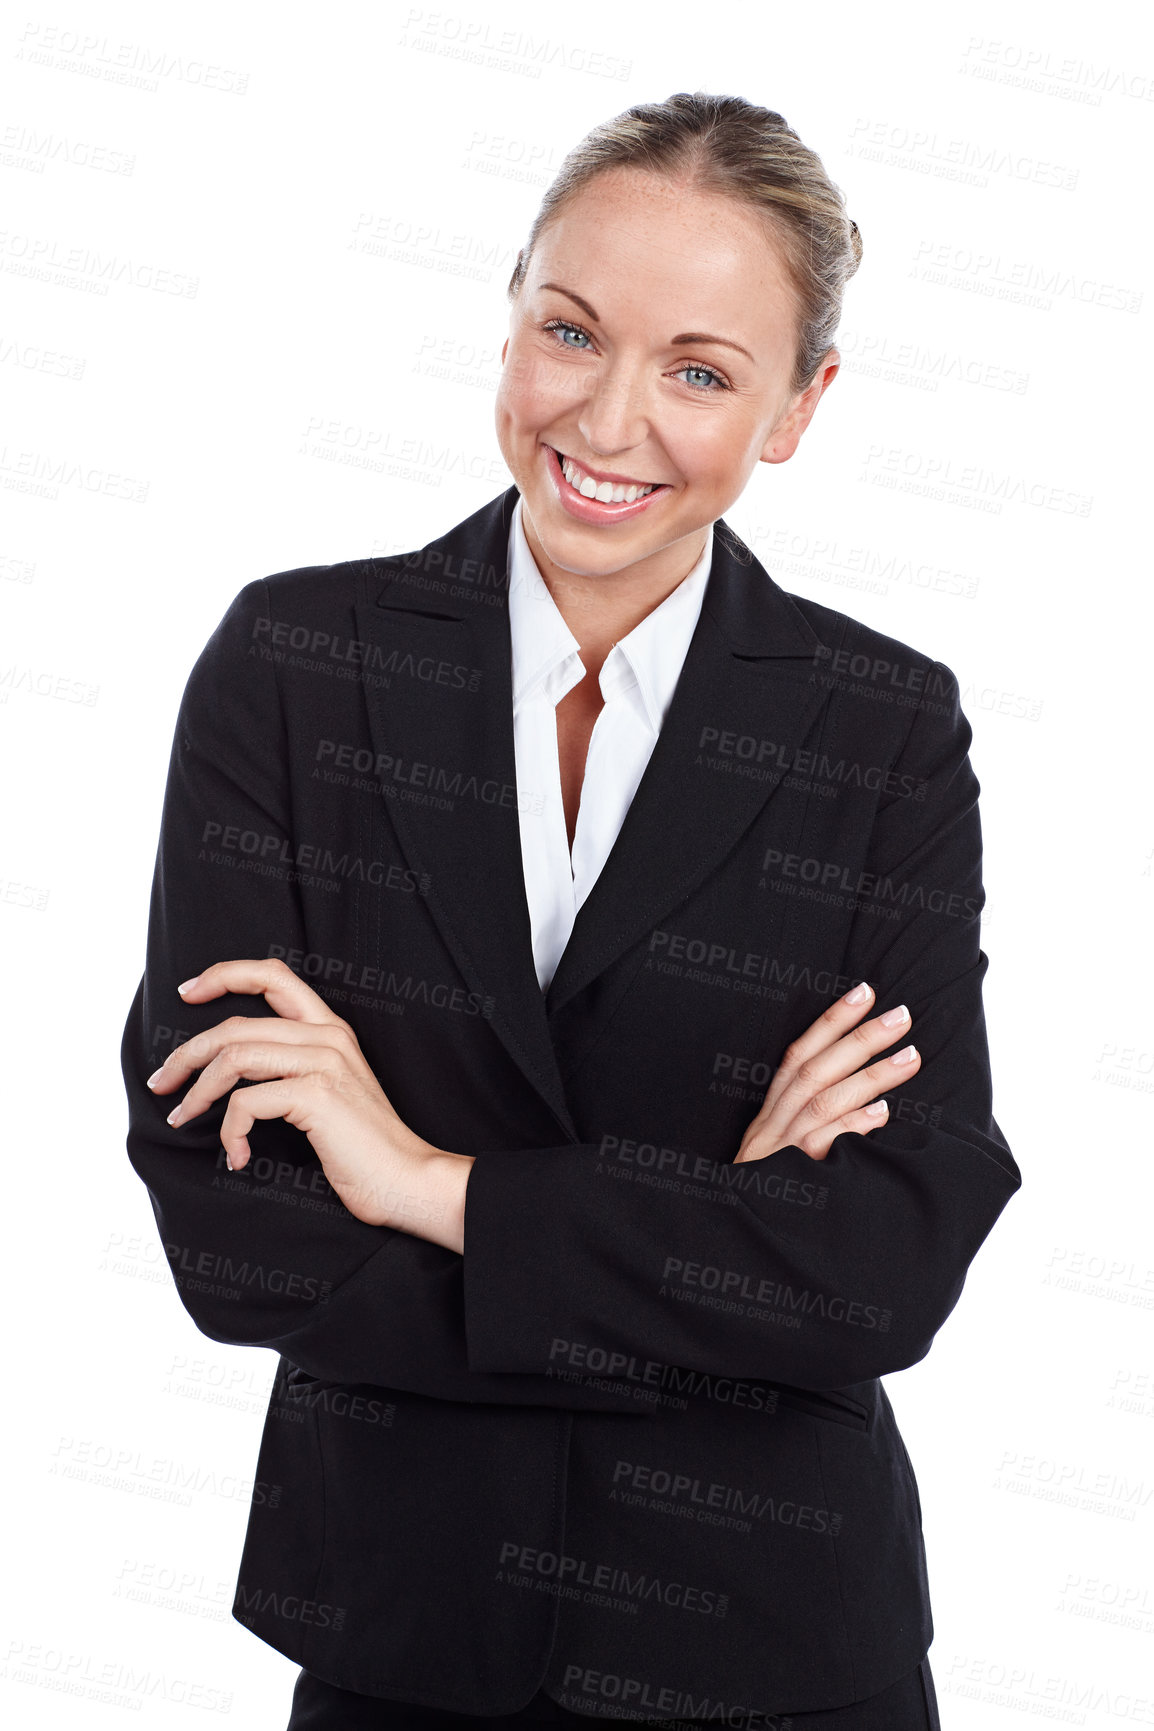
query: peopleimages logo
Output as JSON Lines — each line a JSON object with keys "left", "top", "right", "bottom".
{"left": 759, "top": 848, "right": 982, "bottom": 922}
{"left": 662, "top": 1259, "right": 891, "bottom": 1331}
{"left": 496, "top": 1542, "right": 729, "bottom": 1617}
{"left": 547, "top": 1338, "right": 785, "bottom": 1414}
{"left": 234, "top": 1584, "right": 347, "bottom": 1630}
{"left": 611, "top": 1459, "right": 844, "bottom": 1537}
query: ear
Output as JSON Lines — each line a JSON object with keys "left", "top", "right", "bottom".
{"left": 760, "top": 352, "right": 841, "bottom": 466}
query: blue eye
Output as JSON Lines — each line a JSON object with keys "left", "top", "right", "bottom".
{"left": 539, "top": 319, "right": 731, "bottom": 391}
{"left": 543, "top": 319, "right": 592, "bottom": 349}
{"left": 679, "top": 364, "right": 727, "bottom": 392}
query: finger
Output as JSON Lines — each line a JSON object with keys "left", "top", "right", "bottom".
{"left": 175, "top": 957, "right": 342, "bottom": 1025}
{"left": 216, "top": 1073, "right": 375, "bottom": 1177}
{"left": 736, "top": 1087, "right": 904, "bottom": 1165}
{"left": 213, "top": 1075, "right": 319, "bottom": 1172}
{"left": 788, "top": 1098, "right": 895, "bottom": 1163}
{"left": 164, "top": 1040, "right": 369, "bottom": 1129}
{"left": 776, "top": 1042, "right": 921, "bottom": 1145}
{"left": 148, "top": 1014, "right": 360, "bottom": 1093}
{"left": 789, "top": 980, "right": 878, "bottom": 1063}
{"left": 736, "top": 1095, "right": 890, "bottom": 1164}
{"left": 756, "top": 1001, "right": 913, "bottom": 1139}
{"left": 756, "top": 982, "right": 878, "bottom": 1117}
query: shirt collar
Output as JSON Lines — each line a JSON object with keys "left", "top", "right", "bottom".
{"left": 507, "top": 495, "right": 713, "bottom": 733}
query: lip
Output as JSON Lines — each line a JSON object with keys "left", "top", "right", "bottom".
{"left": 542, "top": 444, "right": 672, "bottom": 525}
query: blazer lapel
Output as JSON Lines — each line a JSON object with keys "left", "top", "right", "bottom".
{"left": 352, "top": 488, "right": 578, "bottom": 1138}
{"left": 352, "top": 487, "right": 833, "bottom": 1135}
{"left": 544, "top": 517, "right": 831, "bottom": 1017}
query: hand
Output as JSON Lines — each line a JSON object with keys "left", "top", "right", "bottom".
{"left": 734, "top": 981, "right": 920, "bottom": 1164}
{"left": 145, "top": 958, "right": 474, "bottom": 1245}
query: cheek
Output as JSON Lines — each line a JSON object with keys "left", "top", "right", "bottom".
{"left": 500, "top": 346, "right": 571, "bottom": 426}
{"left": 668, "top": 423, "right": 742, "bottom": 492}
{"left": 498, "top": 363, "right": 550, "bottom": 431}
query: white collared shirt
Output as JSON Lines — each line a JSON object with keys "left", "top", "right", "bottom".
{"left": 507, "top": 495, "right": 713, "bottom": 993}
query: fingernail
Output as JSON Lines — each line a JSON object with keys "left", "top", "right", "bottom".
{"left": 890, "top": 1045, "right": 917, "bottom": 1065}
{"left": 845, "top": 982, "right": 871, "bottom": 1005}
{"left": 225, "top": 1152, "right": 234, "bottom": 1172}
{"left": 864, "top": 1099, "right": 888, "bottom": 1116}
{"left": 880, "top": 1004, "right": 909, "bottom": 1027}
{"left": 146, "top": 1068, "right": 164, "bottom": 1089}
{"left": 177, "top": 976, "right": 200, "bottom": 995}
{"left": 166, "top": 1103, "right": 183, "bottom": 1124}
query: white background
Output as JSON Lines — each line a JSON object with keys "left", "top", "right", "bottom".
{"left": 2, "top": 0, "right": 1152, "bottom": 1724}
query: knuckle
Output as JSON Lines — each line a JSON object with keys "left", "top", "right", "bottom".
{"left": 793, "top": 1057, "right": 819, "bottom": 1092}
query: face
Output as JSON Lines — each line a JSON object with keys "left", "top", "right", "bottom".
{"left": 494, "top": 166, "right": 840, "bottom": 596}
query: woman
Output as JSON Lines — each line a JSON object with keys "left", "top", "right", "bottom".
{"left": 122, "top": 92, "right": 1021, "bottom": 1729}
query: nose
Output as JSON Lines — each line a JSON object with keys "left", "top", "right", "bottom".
{"left": 575, "top": 357, "right": 651, "bottom": 461}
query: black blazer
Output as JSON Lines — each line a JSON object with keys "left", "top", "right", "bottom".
{"left": 121, "top": 484, "right": 1021, "bottom": 1718}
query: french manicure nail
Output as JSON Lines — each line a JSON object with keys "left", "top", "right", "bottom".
{"left": 177, "top": 976, "right": 200, "bottom": 995}
{"left": 864, "top": 1099, "right": 888, "bottom": 1116}
{"left": 880, "top": 1004, "right": 909, "bottom": 1027}
{"left": 146, "top": 1069, "right": 164, "bottom": 1089}
{"left": 166, "top": 1103, "right": 182, "bottom": 1124}
{"left": 890, "top": 1045, "right": 917, "bottom": 1065}
{"left": 845, "top": 982, "right": 871, "bottom": 1005}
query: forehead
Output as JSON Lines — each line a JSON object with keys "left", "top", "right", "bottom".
{"left": 527, "top": 168, "right": 797, "bottom": 334}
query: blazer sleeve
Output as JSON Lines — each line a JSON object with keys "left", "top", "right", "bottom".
{"left": 120, "top": 577, "right": 656, "bottom": 1417}
{"left": 461, "top": 661, "right": 1022, "bottom": 1391}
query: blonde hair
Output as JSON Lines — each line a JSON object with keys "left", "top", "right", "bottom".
{"left": 506, "top": 90, "right": 862, "bottom": 397}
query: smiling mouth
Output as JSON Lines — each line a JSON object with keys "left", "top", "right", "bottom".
{"left": 550, "top": 447, "right": 669, "bottom": 505}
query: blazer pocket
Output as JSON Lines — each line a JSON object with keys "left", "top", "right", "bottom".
{"left": 768, "top": 1383, "right": 870, "bottom": 1431}
{"left": 281, "top": 1362, "right": 332, "bottom": 1389}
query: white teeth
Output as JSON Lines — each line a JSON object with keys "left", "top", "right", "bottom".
{"left": 558, "top": 450, "right": 656, "bottom": 504}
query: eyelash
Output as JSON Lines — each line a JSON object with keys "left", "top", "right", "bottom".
{"left": 539, "top": 318, "right": 732, "bottom": 393}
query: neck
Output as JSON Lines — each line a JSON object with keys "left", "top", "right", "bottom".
{"left": 520, "top": 507, "right": 708, "bottom": 662}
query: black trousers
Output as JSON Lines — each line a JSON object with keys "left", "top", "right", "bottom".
{"left": 286, "top": 1658, "right": 941, "bottom": 1730}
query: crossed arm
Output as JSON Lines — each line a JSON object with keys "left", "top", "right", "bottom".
{"left": 123, "top": 578, "right": 1019, "bottom": 1399}
{"left": 145, "top": 959, "right": 927, "bottom": 1256}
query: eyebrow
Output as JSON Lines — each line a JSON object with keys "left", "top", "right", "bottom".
{"left": 537, "top": 282, "right": 755, "bottom": 364}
